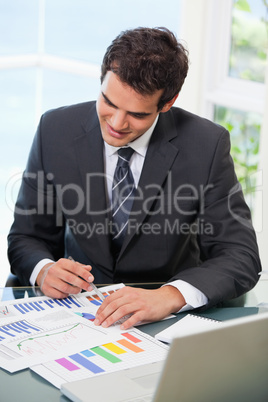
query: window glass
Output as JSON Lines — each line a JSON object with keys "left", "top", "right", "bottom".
{"left": 229, "top": 0, "right": 268, "bottom": 82}
{"left": 44, "top": 0, "right": 181, "bottom": 63}
{"left": 0, "top": 68, "right": 36, "bottom": 168}
{"left": 214, "top": 105, "right": 261, "bottom": 212}
{"left": 0, "top": 0, "right": 39, "bottom": 55}
{"left": 42, "top": 69, "right": 101, "bottom": 111}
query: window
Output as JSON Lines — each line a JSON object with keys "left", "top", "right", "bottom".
{"left": 178, "top": 0, "right": 268, "bottom": 268}
{"left": 0, "top": 0, "right": 182, "bottom": 285}
{"left": 213, "top": 0, "right": 267, "bottom": 215}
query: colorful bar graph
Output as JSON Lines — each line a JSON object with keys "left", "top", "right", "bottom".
{"left": 117, "top": 339, "right": 144, "bottom": 353}
{"left": 91, "top": 346, "right": 122, "bottom": 363}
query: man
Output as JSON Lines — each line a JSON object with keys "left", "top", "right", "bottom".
{"left": 8, "top": 27, "right": 261, "bottom": 330}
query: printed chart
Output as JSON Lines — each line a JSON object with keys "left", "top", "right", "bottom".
{"left": 0, "top": 314, "right": 123, "bottom": 373}
{"left": 0, "top": 284, "right": 126, "bottom": 372}
{"left": 0, "top": 283, "right": 124, "bottom": 321}
{"left": 0, "top": 319, "right": 42, "bottom": 341}
{"left": 32, "top": 329, "right": 169, "bottom": 389}
{"left": 0, "top": 295, "right": 85, "bottom": 319}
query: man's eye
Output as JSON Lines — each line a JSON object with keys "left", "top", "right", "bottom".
{"left": 131, "top": 114, "right": 146, "bottom": 119}
{"left": 104, "top": 98, "right": 114, "bottom": 107}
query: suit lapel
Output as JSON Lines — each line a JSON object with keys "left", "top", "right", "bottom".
{"left": 119, "top": 111, "right": 180, "bottom": 256}
{"left": 73, "top": 108, "right": 111, "bottom": 254}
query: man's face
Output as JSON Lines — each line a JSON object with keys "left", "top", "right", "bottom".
{"left": 96, "top": 71, "right": 163, "bottom": 147}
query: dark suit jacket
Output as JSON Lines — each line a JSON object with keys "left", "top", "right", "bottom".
{"left": 8, "top": 101, "right": 261, "bottom": 307}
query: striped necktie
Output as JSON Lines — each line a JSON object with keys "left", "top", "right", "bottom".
{"left": 111, "top": 147, "right": 135, "bottom": 256}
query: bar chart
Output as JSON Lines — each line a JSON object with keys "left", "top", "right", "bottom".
{"left": 40, "top": 330, "right": 169, "bottom": 386}
{"left": 0, "top": 320, "right": 42, "bottom": 341}
{"left": 12, "top": 295, "right": 85, "bottom": 315}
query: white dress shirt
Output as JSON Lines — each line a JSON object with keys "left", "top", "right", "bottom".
{"left": 30, "top": 116, "right": 208, "bottom": 312}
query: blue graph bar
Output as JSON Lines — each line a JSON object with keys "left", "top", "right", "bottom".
{"left": 0, "top": 328, "right": 15, "bottom": 337}
{"left": 44, "top": 300, "right": 54, "bottom": 308}
{"left": 29, "top": 302, "right": 41, "bottom": 312}
{"left": 58, "top": 299, "right": 71, "bottom": 308}
{"left": 67, "top": 296, "right": 82, "bottom": 308}
{"left": 34, "top": 301, "right": 45, "bottom": 311}
{"left": 90, "top": 299, "right": 102, "bottom": 306}
{"left": 81, "top": 349, "right": 95, "bottom": 358}
{"left": 11, "top": 295, "right": 83, "bottom": 316}
{"left": 16, "top": 321, "right": 41, "bottom": 332}
{"left": 70, "top": 353, "right": 104, "bottom": 374}
{"left": 13, "top": 304, "right": 27, "bottom": 314}
{"left": 12, "top": 322, "right": 31, "bottom": 334}
{"left": 23, "top": 303, "right": 34, "bottom": 311}
{"left": 5, "top": 324, "right": 22, "bottom": 334}
{"left": 54, "top": 299, "right": 65, "bottom": 307}
{"left": 18, "top": 304, "right": 31, "bottom": 313}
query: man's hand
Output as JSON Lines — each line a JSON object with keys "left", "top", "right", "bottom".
{"left": 36, "top": 258, "right": 94, "bottom": 298}
{"left": 94, "top": 285, "right": 186, "bottom": 329}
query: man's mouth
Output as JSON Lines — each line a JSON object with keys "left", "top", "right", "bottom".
{"left": 106, "top": 123, "right": 131, "bottom": 138}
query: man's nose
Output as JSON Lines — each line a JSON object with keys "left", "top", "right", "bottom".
{"left": 111, "top": 110, "right": 128, "bottom": 131}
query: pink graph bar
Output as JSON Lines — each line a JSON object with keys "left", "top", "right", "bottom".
{"left": 56, "top": 357, "right": 80, "bottom": 371}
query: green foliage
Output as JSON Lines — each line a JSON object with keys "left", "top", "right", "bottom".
{"left": 234, "top": 0, "right": 251, "bottom": 12}
{"left": 230, "top": 0, "right": 268, "bottom": 83}
{"left": 214, "top": 106, "right": 261, "bottom": 211}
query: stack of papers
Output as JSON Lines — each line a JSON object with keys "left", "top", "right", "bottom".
{"left": 0, "top": 283, "right": 169, "bottom": 389}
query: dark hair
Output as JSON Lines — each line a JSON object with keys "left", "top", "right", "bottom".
{"left": 101, "top": 27, "right": 189, "bottom": 111}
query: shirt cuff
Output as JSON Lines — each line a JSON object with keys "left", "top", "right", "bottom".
{"left": 29, "top": 258, "right": 55, "bottom": 286}
{"left": 163, "top": 279, "right": 208, "bottom": 313}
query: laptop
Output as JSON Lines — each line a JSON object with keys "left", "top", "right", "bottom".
{"left": 61, "top": 311, "right": 268, "bottom": 402}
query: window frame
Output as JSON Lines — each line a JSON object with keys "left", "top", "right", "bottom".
{"left": 178, "top": 0, "right": 267, "bottom": 269}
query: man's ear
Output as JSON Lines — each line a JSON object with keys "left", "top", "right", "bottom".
{"left": 160, "top": 94, "right": 178, "bottom": 113}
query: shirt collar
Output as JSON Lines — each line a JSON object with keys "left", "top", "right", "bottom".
{"left": 104, "top": 115, "right": 159, "bottom": 158}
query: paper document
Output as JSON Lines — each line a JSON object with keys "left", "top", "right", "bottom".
{"left": 155, "top": 314, "right": 222, "bottom": 343}
{"left": 0, "top": 284, "right": 125, "bottom": 372}
{"left": 31, "top": 327, "right": 169, "bottom": 389}
{"left": 0, "top": 283, "right": 169, "bottom": 379}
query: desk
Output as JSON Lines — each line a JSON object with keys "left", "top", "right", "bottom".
{"left": 1, "top": 285, "right": 267, "bottom": 402}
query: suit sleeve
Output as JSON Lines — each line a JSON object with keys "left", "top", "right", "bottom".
{"left": 173, "top": 128, "right": 261, "bottom": 307}
{"left": 8, "top": 115, "right": 65, "bottom": 285}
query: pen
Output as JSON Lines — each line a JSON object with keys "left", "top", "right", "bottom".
{"left": 68, "top": 256, "right": 105, "bottom": 301}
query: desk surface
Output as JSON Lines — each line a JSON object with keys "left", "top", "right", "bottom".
{"left": 1, "top": 286, "right": 267, "bottom": 402}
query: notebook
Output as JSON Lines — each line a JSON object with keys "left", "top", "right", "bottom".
{"left": 155, "top": 314, "right": 222, "bottom": 343}
{"left": 61, "top": 311, "right": 268, "bottom": 402}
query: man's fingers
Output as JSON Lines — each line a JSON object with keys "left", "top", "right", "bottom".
{"left": 39, "top": 258, "right": 94, "bottom": 297}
